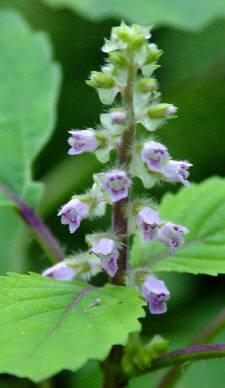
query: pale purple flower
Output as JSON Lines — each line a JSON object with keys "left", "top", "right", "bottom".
{"left": 68, "top": 129, "right": 99, "bottom": 155}
{"left": 42, "top": 262, "right": 76, "bottom": 281}
{"left": 103, "top": 170, "right": 131, "bottom": 202}
{"left": 89, "top": 237, "right": 119, "bottom": 277}
{"left": 142, "top": 275, "right": 170, "bottom": 314}
{"left": 110, "top": 110, "right": 126, "bottom": 124}
{"left": 136, "top": 206, "right": 162, "bottom": 241}
{"left": 163, "top": 160, "right": 192, "bottom": 186}
{"left": 158, "top": 222, "right": 189, "bottom": 255}
{"left": 58, "top": 198, "right": 89, "bottom": 233}
{"left": 141, "top": 141, "right": 169, "bottom": 172}
{"left": 165, "top": 106, "right": 177, "bottom": 116}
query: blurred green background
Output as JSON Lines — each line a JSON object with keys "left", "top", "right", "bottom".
{"left": 0, "top": 0, "right": 224, "bottom": 387}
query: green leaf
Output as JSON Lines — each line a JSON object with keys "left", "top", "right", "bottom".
{"left": 0, "top": 10, "right": 61, "bottom": 207}
{"left": 0, "top": 273, "right": 145, "bottom": 382}
{"left": 42, "top": 0, "right": 225, "bottom": 30}
{"left": 131, "top": 177, "right": 225, "bottom": 275}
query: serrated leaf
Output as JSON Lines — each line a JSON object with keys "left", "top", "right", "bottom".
{"left": 0, "top": 10, "right": 61, "bottom": 207}
{"left": 42, "top": 0, "right": 225, "bottom": 30}
{"left": 131, "top": 177, "right": 225, "bottom": 275}
{"left": 0, "top": 273, "right": 145, "bottom": 382}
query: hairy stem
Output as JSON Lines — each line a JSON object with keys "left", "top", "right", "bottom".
{"left": 112, "top": 65, "right": 136, "bottom": 285}
{"left": 103, "top": 66, "right": 137, "bottom": 387}
{"left": 157, "top": 306, "right": 225, "bottom": 388}
{"left": 0, "top": 183, "right": 64, "bottom": 263}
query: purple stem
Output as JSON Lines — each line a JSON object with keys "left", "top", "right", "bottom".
{"left": 149, "top": 344, "right": 225, "bottom": 372}
{"left": 112, "top": 65, "right": 136, "bottom": 286}
{"left": 0, "top": 183, "right": 64, "bottom": 263}
{"left": 157, "top": 305, "right": 225, "bottom": 388}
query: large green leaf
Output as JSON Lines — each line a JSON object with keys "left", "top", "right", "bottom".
{"left": 42, "top": 0, "right": 225, "bottom": 30}
{"left": 131, "top": 177, "right": 225, "bottom": 275}
{"left": 0, "top": 10, "right": 61, "bottom": 207}
{"left": 0, "top": 273, "right": 145, "bottom": 382}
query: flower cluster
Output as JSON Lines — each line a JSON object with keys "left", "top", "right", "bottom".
{"left": 42, "top": 22, "right": 192, "bottom": 315}
{"left": 134, "top": 205, "right": 189, "bottom": 254}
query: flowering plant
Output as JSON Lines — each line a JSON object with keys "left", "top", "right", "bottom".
{"left": 0, "top": 20, "right": 225, "bottom": 388}
{"left": 52, "top": 22, "right": 192, "bottom": 316}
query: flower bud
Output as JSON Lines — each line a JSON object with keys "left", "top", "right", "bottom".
{"left": 163, "top": 160, "right": 192, "bottom": 186}
{"left": 148, "top": 104, "right": 178, "bottom": 119}
{"left": 121, "top": 354, "right": 137, "bottom": 377}
{"left": 141, "top": 141, "right": 169, "bottom": 173}
{"left": 109, "top": 51, "right": 127, "bottom": 67}
{"left": 102, "top": 22, "right": 151, "bottom": 52}
{"left": 142, "top": 275, "right": 170, "bottom": 314}
{"left": 135, "top": 78, "right": 157, "bottom": 93}
{"left": 58, "top": 197, "right": 89, "bottom": 233}
{"left": 136, "top": 206, "right": 162, "bottom": 241}
{"left": 42, "top": 262, "right": 76, "bottom": 281}
{"left": 158, "top": 222, "right": 189, "bottom": 255}
{"left": 110, "top": 110, "right": 127, "bottom": 124}
{"left": 148, "top": 335, "right": 168, "bottom": 354}
{"left": 68, "top": 129, "right": 99, "bottom": 155}
{"left": 145, "top": 43, "right": 163, "bottom": 64}
{"left": 129, "top": 34, "right": 146, "bottom": 50}
{"left": 103, "top": 169, "right": 132, "bottom": 202}
{"left": 89, "top": 237, "right": 119, "bottom": 277}
{"left": 87, "top": 71, "right": 115, "bottom": 89}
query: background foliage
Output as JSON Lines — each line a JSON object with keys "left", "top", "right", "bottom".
{"left": 0, "top": 0, "right": 224, "bottom": 386}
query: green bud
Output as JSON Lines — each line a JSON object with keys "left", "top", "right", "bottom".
{"left": 125, "top": 341, "right": 141, "bottom": 357}
{"left": 148, "top": 103, "right": 177, "bottom": 119}
{"left": 121, "top": 354, "right": 137, "bottom": 377}
{"left": 113, "top": 23, "right": 147, "bottom": 47}
{"left": 145, "top": 43, "right": 163, "bottom": 64}
{"left": 134, "top": 349, "right": 153, "bottom": 371}
{"left": 87, "top": 71, "right": 115, "bottom": 89}
{"left": 148, "top": 335, "right": 168, "bottom": 354}
{"left": 113, "top": 25, "right": 133, "bottom": 43}
{"left": 136, "top": 78, "right": 157, "bottom": 93}
{"left": 109, "top": 51, "right": 127, "bottom": 67}
{"left": 129, "top": 34, "right": 146, "bottom": 50}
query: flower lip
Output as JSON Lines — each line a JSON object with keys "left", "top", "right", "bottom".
{"left": 58, "top": 198, "right": 89, "bottom": 233}
{"left": 89, "top": 237, "right": 119, "bottom": 277}
{"left": 142, "top": 275, "right": 170, "bottom": 314}
{"left": 163, "top": 160, "right": 192, "bottom": 186}
{"left": 141, "top": 141, "right": 169, "bottom": 173}
{"left": 103, "top": 169, "right": 131, "bottom": 202}
{"left": 158, "top": 221, "right": 189, "bottom": 255}
{"left": 89, "top": 237, "right": 115, "bottom": 256}
{"left": 68, "top": 129, "right": 99, "bottom": 155}
{"left": 42, "top": 262, "right": 76, "bottom": 281}
{"left": 136, "top": 206, "right": 162, "bottom": 241}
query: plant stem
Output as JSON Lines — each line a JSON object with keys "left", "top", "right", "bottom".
{"left": 0, "top": 183, "right": 64, "bottom": 263}
{"left": 101, "top": 346, "right": 128, "bottom": 388}
{"left": 147, "top": 344, "right": 225, "bottom": 374}
{"left": 103, "top": 65, "right": 137, "bottom": 387}
{"left": 112, "top": 65, "right": 136, "bottom": 286}
{"left": 38, "top": 379, "right": 55, "bottom": 388}
{"left": 157, "top": 306, "right": 225, "bottom": 388}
